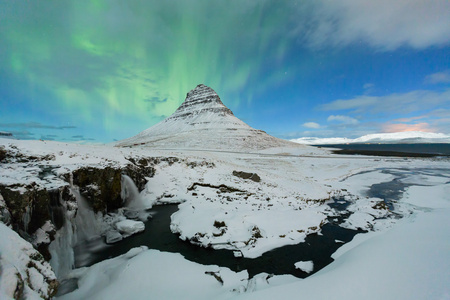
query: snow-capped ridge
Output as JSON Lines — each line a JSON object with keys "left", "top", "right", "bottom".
{"left": 291, "top": 131, "right": 450, "bottom": 145}
{"left": 167, "top": 84, "right": 234, "bottom": 121}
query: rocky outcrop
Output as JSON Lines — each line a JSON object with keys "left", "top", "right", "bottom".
{"left": 0, "top": 159, "right": 157, "bottom": 266}
{"left": 70, "top": 167, "right": 123, "bottom": 213}
{"left": 0, "top": 146, "right": 6, "bottom": 162}
{"left": 232, "top": 170, "right": 261, "bottom": 182}
{"left": 0, "top": 184, "right": 71, "bottom": 235}
{"left": 69, "top": 163, "right": 156, "bottom": 213}
{"left": 0, "top": 145, "right": 55, "bottom": 163}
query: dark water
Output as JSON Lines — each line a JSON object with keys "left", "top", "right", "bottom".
{"left": 315, "top": 143, "right": 450, "bottom": 156}
{"left": 79, "top": 203, "right": 362, "bottom": 279}
{"left": 366, "top": 167, "right": 450, "bottom": 210}
{"left": 366, "top": 169, "right": 412, "bottom": 211}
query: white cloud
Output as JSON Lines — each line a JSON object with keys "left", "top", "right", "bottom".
{"left": 302, "top": 122, "right": 321, "bottom": 129}
{"left": 320, "top": 96, "right": 378, "bottom": 111}
{"left": 425, "top": 70, "right": 450, "bottom": 84}
{"left": 363, "top": 83, "right": 375, "bottom": 95}
{"left": 363, "top": 83, "right": 374, "bottom": 90}
{"left": 320, "top": 89, "right": 450, "bottom": 115}
{"left": 299, "top": 0, "right": 450, "bottom": 51}
{"left": 327, "top": 115, "right": 359, "bottom": 125}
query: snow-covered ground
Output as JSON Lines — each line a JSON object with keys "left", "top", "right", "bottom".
{"left": 1, "top": 138, "right": 449, "bottom": 299}
{"left": 58, "top": 170, "right": 450, "bottom": 300}
{"left": 0, "top": 222, "right": 58, "bottom": 299}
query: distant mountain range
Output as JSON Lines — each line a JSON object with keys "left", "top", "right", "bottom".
{"left": 116, "top": 84, "right": 303, "bottom": 151}
{"left": 0, "top": 131, "right": 13, "bottom": 138}
{"left": 291, "top": 131, "right": 450, "bottom": 145}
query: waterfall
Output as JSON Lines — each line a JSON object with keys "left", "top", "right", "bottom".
{"left": 48, "top": 216, "right": 76, "bottom": 278}
{"left": 72, "top": 188, "right": 100, "bottom": 242}
{"left": 49, "top": 189, "right": 77, "bottom": 278}
{"left": 49, "top": 179, "right": 103, "bottom": 279}
{"left": 22, "top": 205, "right": 32, "bottom": 232}
{"left": 48, "top": 174, "right": 150, "bottom": 279}
{"left": 121, "top": 175, "right": 149, "bottom": 210}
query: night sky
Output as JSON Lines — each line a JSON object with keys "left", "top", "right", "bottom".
{"left": 1, "top": 1, "right": 449, "bottom": 143}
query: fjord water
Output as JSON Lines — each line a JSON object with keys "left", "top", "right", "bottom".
{"left": 317, "top": 143, "right": 450, "bottom": 155}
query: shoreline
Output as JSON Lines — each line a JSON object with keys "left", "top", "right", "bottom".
{"left": 330, "top": 149, "right": 445, "bottom": 158}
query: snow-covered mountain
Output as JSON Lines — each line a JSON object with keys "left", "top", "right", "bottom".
{"left": 116, "top": 84, "right": 302, "bottom": 151}
{"left": 291, "top": 131, "right": 450, "bottom": 145}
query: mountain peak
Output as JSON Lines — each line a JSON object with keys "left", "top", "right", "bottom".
{"left": 167, "top": 84, "right": 233, "bottom": 122}
{"left": 116, "top": 84, "right": 303, "bottom": 151}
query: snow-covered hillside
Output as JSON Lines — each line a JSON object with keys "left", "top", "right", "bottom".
{"left": 116, "top": 84, "right": 304, "bottom": 151}
{"left": 292, "top": 131, "right": 450, "bottom": 144}
{"left": 1, "top": 135, "right": 449, "bottom": 299}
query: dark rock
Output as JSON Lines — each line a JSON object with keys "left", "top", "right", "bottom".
{"left": 14, "top": 272, "right": 25, "bottom": 299}
{"left": 205, "top": 271, "right": 224, "bottom": 285}
{"left": 124, "top": 163, "right": 155, "bottom": 192}
{"left": 47, "top": 279, "right": 59, "bottom": 298}
{"left": 0, "top": 184, "right": 73, "bottom": 236}
{"left": 232, "top": 171, "right": 261, "bottom": 182}
{"left": 37, "top": 243, "right": 52, "bottom": 261}
{"left": 0, "top": 184, "right": 49, "bottom": 234}
{"left": 251, "top": 226, "right": 262, "bottom": 238}
{"left": 69, "top": 164, "right": 156, "bottom": 213}
{"left": 70, "top": 167, "right": 123, "bottom": 213}
{"left": 48, "top": 188, "right": 68, "bottom": 230}
{"left": 0, "top": 149, "right": 56, "bottom": 163}
{"left": 188, "top": 182, "right": 247, "bottom": 193}
{"left": 0, "top": 184, "right": 75, "bottom": 262}
{"left": 213, "top": 220, "right": 226, "bottom": 228}
{"left": 0, "top": 147, "right": 6, "bottom": 162}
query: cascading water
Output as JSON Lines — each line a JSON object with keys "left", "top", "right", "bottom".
{"left": 48, "top": 190, "right": 77, "bottom": 278}
{"left": 22, "top": 205, "right": 32, "bottom": 232}
{"left": 72, "top": 188, "right": 101, "bottom": 242}
{"left": 49, "top": 174, "right": 150, "bottom": 284}
{"left": 121, "top": 174, "right": 150, "bottom": 210}
{"left": 48, "top": 175, "right": 103, "bottom": 279}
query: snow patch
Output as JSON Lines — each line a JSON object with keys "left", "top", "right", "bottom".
{"left": 294, "top": 261, "right": 314, "bottom": 273}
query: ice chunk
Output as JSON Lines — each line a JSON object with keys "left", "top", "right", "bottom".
{"left": 115, "top": 220, "right": 145, "bottom": 236}
{"left": 105, "top": 230, "right": 123, "bottom": 244}
{"left": 294, "top": 261, "right": 314, "bottom": 273}
{"left": 233, "top": 250, "right": 243, "bottom": 258}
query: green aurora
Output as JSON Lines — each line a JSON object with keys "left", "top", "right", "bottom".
{"left": 1, "top": 0, "right": 449, "bottom": 142}
{"left": 1, "top": 1, "right": 302, "bottom": 140}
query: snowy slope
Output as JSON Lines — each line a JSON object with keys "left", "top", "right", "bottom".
{"left": 0, "top": 222, "right": 58, "bottom": 299}
{"left": 59, "top": 162, "right": 450, "bottom": 300}
{"left": 292, "top": 131, "right": 450, "bottom": 144}
{"left": 116, "top": 84, "right": 305, "bottom": 151}
{"left": 1, "top": 135, "right": 450, "bottom": 299}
